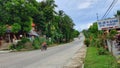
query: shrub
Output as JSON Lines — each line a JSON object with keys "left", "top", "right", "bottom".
{"left": 84, "top": 47, "right": 117, "bottom": 68}
{"left": 46, "top": 38, "right": 53, "bottom": 46}
{"left": 32, "top": 37, "right": 41, "bottom": 49}
{"left": 98, "top": 47, "right": 108, "bottom": 55}
{"left": 84, "top": 38, "right": 90, "bottom": 47}
{"left": 9, "top": 44, "right": 16, "bottom": 50}
{"left": 9, "top": 38, "right": 30, "bottom": 51}
{"left": 21, "top": 37, "right": 30, "bottom": 43}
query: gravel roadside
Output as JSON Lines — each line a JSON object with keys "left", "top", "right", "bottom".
{"left": 63, "top": 34, "right": 86, "bottom": 68}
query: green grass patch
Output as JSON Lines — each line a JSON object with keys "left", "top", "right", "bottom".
{"left": 84, "top": 47, "right": 117, "bottom": 68}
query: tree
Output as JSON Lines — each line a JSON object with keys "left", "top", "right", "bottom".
{"left": 11, "top": 23, "right": 21, "bottom": 39}
{"left": 73, "top": 29, "right": 80, "bottom": 38}
{"left": 0, "top": 24, "right": 7, "bottom": 46}
{"left": 88, "top": 22, "right": 98, "bottom": 34}
{"left": 117, "top": 10, "right": 120, "bottom": 16}
{"left": 1, "top": 0, "right": 38, "bottom": 25}
{"left": 61, "top": 14, "right": 75, "bottom": 42}
{"left": 0, "top": 24, "right": 7, "bottom": 36}
{"left": 22, "top": 18, "right": 32, "bottom": 36}
{"left": 84, "top": 38, "right": 90, "bottom": 47}
{"left": 11, "top": 23, "right": 21, "bottom": 33}
{"left": 0, "top": 0, "right": 79, "bottom": 45}
{"left": 107, "top": 30, "right": 118, "bottom": 40}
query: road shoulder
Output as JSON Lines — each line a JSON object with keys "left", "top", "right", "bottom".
{"left": 63, "top": 44, "right": 87, "bottom": 68}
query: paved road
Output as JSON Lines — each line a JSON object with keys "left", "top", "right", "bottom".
{"left": 0, "top": 34, "right": 84, "bottom": 68}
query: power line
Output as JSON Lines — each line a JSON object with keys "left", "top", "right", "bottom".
{"left": 95, "top": 0, "right": 110, "bottom": 21}
{"left": 104, "top": 0, "right": 111, "bottom": 8}
{"left": 102, "top": 0, "right": 118, "bottom": 19}
{"left": 104, "top": 0, "right": 118, "bottom": 18}
{"left": 102, "top": 0, "right": 116, "bottom": 19}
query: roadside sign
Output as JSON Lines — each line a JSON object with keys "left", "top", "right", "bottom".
{"left": 97, "top": 18, "right": 120, "bottom": 30}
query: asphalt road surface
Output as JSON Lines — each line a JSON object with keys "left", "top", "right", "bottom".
{"left": 0, "top": 34, "right": 84, "bottom": 68}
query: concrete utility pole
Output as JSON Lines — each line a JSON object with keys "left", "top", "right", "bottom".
{"left": 96, "top": 13, "right": 99, "bottom": 21}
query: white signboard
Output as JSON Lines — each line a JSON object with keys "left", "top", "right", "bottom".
{"left": 97, "top": 18, "right": 120, "bottom": 30}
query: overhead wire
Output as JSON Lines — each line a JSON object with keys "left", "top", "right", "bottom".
{"left": 102, "top": 0, "right": 115, "bottom": 19}
{"left": 102, "top": 0, "right": 118, "bottom": 19}
{"left": 95, "top": 0, "right": 110, "bottom": 21}
{"left": 104, "top": 0, "right": 118, "bottom": 18}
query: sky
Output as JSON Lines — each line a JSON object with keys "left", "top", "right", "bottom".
{"left": 37, "top": 0, "right": 120, "bottom": 31}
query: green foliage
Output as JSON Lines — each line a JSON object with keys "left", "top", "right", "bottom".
{"left": 11, "top": 23, "right": 21, "bottom": 33}
{"left": 16, "top": 38, "right": 30, "bottom": 51}
{"left": 0, "top": 24, "right": 7, "bottom": 36}
{"left": 88, "top": 22, "right": 98, "bottom": 33}
{"left": 95, "top": 38, "right": 105, "bottom": 48}
{"left": 90, "top": 37, "right": 96, "bottom": 47}
{"left": 73, "top": 29, "right": 80, "bottom": 38}
{"left": 10, "top": 43, "right": 21, "bottom": 51}
{"left": 83, "top": 22, "right": 109, "bottom": 55}
{"left": 84, "top": 38, "right": 90, "bottom": 47}
{"left": 21, "top": 37, "right": 30, "bottom": 43}
{"left": 32, "top": 38, "right": 40, "bottom": 49}
{"left": 82, "top": 30, "right": 90, "bottom": 38}
{"left": 107, "top": 29, "right": 118, "bottom": 40}
{"left": 84, "top": 47, "right": 117, "bottom": 68}
{"left": 98, "top": 47, "right": 108, "bottom": 55}
{"left": 46, "top": 38, "right": 53, "bottom": 45}
{"left": 32, "top": 37, "right": 53, "bottom": 49}
{"left": 117, "top": 10, "right": 120, "bottom": 16}
{"left": 9, "top": 44, "right": 15, "bottom": 50}
{"left": 110, "top": 29, "right": 118, "bottom": 36}
{"left": 9, "top": 38, "right": 30, "bottom": 51}
{"left": 0, "top": 0, "right": 78, "bottom": 45}
{"left": 15, "top": 41, "right": 25, "bottom": 51}
{"left": 22, "top": 18, "right": 32, "bottom": 33}
{"left": 1, "top": 0, "right": 38, "bottom": 25}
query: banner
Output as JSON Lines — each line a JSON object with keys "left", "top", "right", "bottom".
{"left": 97, "top": 18, "right": 120, "bottom": 30}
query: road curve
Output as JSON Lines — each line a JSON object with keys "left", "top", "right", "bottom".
{"left": 0, "top": 34, "right": 84, "bottom": 68}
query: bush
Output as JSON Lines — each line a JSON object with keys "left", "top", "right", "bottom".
{"left": 39, "top": 37, "right": 46, "bottom": 44}
{"left": 90, "top": 37, "right": 96, "bottom": 47}
{"left": 98, "top": 47, "right": 108, "bottom": 55}
{"left": 46, "top": 38, "right": 53, "bottom": 46}
{"left": 84, "top": 38, "right": 90, "bottom": 47}
{"left": 9, "top": 41, "right": 24, "bottom": 51}
{"left": 9, "top": 38, "right": 30, "bottom": 51}
{"left": 9, "top": 44, "right": 16, "bottom": 50}
{"left": 21, "top": 37, "right": 30, "bottom": 43}
{"left": 32, "top": 37, "right": 41, "bottom": 49}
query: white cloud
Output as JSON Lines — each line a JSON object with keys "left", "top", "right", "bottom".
{"left": 78, "top": 2, "right": 91, "bottom": 10}
{"left": 87, "top": 23, "right": 93, "bottom": 28}
{"left": 74, "top": 22, "right": 93, "bottom": 31}
{"left": 77, "top": 0, "right": 98, "bottom": 10}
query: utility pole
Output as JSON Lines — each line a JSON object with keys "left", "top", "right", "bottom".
{"left": 96, "top": 13, "right": 99, "bottom": 21}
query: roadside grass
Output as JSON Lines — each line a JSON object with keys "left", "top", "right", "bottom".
{"left": 84, "top": 47, "right": 117, "bottom": 68}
